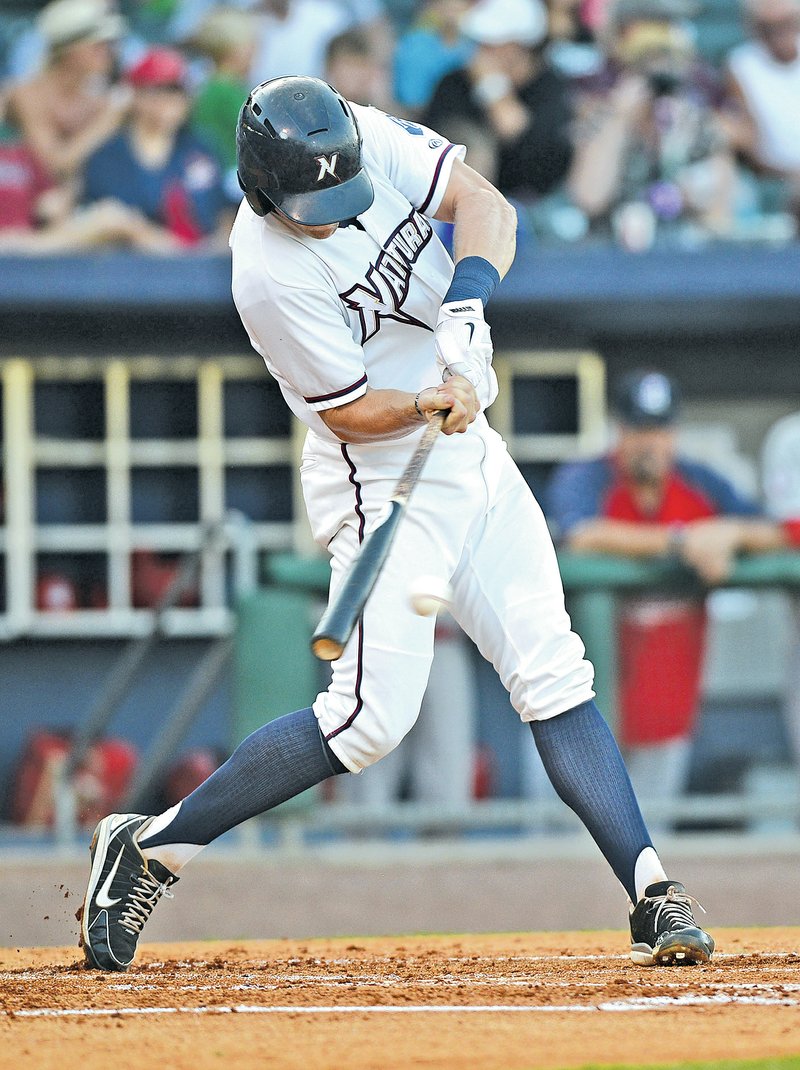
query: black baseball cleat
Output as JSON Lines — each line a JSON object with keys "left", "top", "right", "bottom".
{"left": 78, "top": 813, "right": 178, "bottom": 971}
{"left": 629, "top": 880, "right": 715, "bottom": 966}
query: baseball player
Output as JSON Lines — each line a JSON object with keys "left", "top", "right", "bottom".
{"left": 78, "top": 76, "right": 714, "bottom": 972}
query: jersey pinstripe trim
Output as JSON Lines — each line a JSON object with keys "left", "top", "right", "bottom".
{"left": 340, "top": 442, "right": 367, "bottom": 543}
{"left": 304, "top": 373, "right": 368, "bottom": 409}
{"left": 325, "top": 617, "right": 365, "bottom": 741}
{"left": 418, "top": 143, "right": 457, "bottom": 214}
{"left": 325, "top": 445, "right": 366, "bottom": 741}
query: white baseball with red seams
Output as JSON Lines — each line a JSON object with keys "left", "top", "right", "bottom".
{"left": 230, "top": 103, "right": 595, "bottom": 774}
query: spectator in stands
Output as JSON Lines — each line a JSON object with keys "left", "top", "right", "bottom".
{"left": 546, "top": 369, "right": 786, "bottom": 806}
{"left": 547, "top": 0, "right": 603, "bottom": 79}
{"left": 125, "top": 0, "right": 185, "bottom": 44}
{"left": 7, "top": 0, "right": 131, "bottom": 182}
{"left": 0, "top": 81, "right": 171, "bottom": 253}
{"left": 393, "top": 0, "right": 475, "bottom": 117}
{"left": 567, "top": 0, "right": 738, "bottom": 246}
{"left": 725, "top": 0, "right": 800, "bottom": 219}
{"left": 424, "top": 0, "right": 574, "bottom": 199}
{"left": 0, "top": 84, "right": 59, "bottom": 234}
{"left": 188, "top": 6, "right": 255, "bottom": 197}
{"left": 324, "top": 28, "right": 395, "bottom": 110}
{"left": 82, "top": 47, "right": 232, "bottom": 251}
{"left": 247, "top": 0, "right": 388, "bottom": 84}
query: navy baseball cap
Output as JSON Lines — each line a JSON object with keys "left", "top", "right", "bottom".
{"left": 614, "top": 370, "right": 680, "bottom": 427}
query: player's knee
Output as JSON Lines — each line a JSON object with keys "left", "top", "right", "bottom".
{"left": 328, "top": 709, "right": 415, "bottom": 771}
{"left": 357, "top": 719, "right": 409, "bottom": 768}
{"left": 316, "top": 687, "right": 422, "bottom": 770}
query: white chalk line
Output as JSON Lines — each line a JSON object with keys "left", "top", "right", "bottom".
{"left": 4, "top": 991, "right": 800, "bottom": 1020}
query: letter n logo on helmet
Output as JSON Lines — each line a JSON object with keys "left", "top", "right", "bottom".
{"left": 315, "top": 153, "right": 339, "bottom": 183}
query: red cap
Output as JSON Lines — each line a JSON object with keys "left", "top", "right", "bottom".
{"left": 126, "top": 47, "right": 188, "bottom": 89}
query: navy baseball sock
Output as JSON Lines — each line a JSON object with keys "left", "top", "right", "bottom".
{"left": 530, "top": 700, "right": 653, "bottom": 902}
{"left": 139, "top": 707, "right": 347, "bottom": 860}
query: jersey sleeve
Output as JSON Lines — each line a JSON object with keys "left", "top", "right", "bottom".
{"left": 545, "top": 460, "right": 612, "bottom": 539}
{"left": 353, "top": 103, "right": 466, "bottom": 217}
{"left": 236, "top": 280, "right": 368, "bottom": 413}
{"left": 676, "top": 460, "right": 762, "bottom": 517}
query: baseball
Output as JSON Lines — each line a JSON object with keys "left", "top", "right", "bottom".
{"left": 408, "top": 574, "right": 452, "bottom": 616}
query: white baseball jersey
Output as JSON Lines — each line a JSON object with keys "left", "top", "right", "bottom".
{"left": 231, "top": 106, "right": 464, "bottom": 439}
{"left": 230, "top": 105, "right": 595, "bottom": 772}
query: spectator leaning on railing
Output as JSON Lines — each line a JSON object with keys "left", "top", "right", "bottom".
{"left": 546, "top": 370, "right": 786, "bottom": 807}
{"left": 566, "top": 0, "right": 737, "bottom": 248}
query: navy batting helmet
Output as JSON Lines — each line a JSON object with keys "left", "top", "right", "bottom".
{"left": 236, "top": 76, "right": 374, "bottom": 225}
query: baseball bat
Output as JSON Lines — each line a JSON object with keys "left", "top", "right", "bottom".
{"left": 311, "top": 410, "right": 447, "bottom": 661}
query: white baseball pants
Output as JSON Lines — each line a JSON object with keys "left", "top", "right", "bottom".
{"left": 303, "top": 422, "right": 595, "bottom": 773}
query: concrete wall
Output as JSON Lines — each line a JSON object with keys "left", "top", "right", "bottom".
{"left": 3, "top": 836, "right": 799, "bottom": 949}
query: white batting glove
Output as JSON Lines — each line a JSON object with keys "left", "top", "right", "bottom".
{"left": 434, "top": 299, "right": 494, "bottom": 393}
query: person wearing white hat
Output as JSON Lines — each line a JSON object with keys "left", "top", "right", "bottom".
{"left": 7, "top": 0, "right": 130, "bottom": 180}
{"left": 424, "top": 0, "right": 574, "bottom": 198}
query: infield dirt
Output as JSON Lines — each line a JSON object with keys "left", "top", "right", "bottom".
{"left": 1, "top": 928, "right": 799, "bottom": 1070}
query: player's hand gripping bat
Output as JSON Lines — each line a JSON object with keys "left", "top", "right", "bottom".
{"left": 311, "top": 410, "right": 447, "bottom": 661}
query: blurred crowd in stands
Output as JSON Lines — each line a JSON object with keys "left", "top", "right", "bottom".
{"left": 1, "top": 0, "right": 799, "bottom": 254}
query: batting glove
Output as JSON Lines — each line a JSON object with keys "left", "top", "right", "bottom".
{"left": 434, "top": 300, "right": 494, "bottom": 395}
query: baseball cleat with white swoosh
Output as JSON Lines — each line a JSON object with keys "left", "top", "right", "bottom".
{"left": 78, "top": 813, "right": 178, "bottom": 971}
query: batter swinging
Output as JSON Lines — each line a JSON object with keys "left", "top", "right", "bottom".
{"left": 78, "top": 76, "right": 714, "bottom": 972}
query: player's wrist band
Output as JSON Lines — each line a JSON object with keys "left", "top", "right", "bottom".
{"left": 414, "top": 392, "right": 425, "bottom": 420}
{"left": 443, "top": 256, "right": 501, "bottom": 307}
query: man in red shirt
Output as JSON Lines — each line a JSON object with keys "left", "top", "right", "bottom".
{"left": 548, "top": 370, "right": 786, "bottom": 806}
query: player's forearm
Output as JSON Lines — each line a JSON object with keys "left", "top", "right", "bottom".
{"left": 319, "top": 380, "right": 478, "bottom": 442}
{"left": 732, "top": 518, "right": 789, "bottom": 553}
{"left": 450, "top": 186, "right": 517, "bottom": 278}
{"left": 319, "top": 388, "right": 423, "bottom": 443}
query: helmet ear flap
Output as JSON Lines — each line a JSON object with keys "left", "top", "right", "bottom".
{"left": 238, "top": 171, "right": 272, "bottom": 217}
